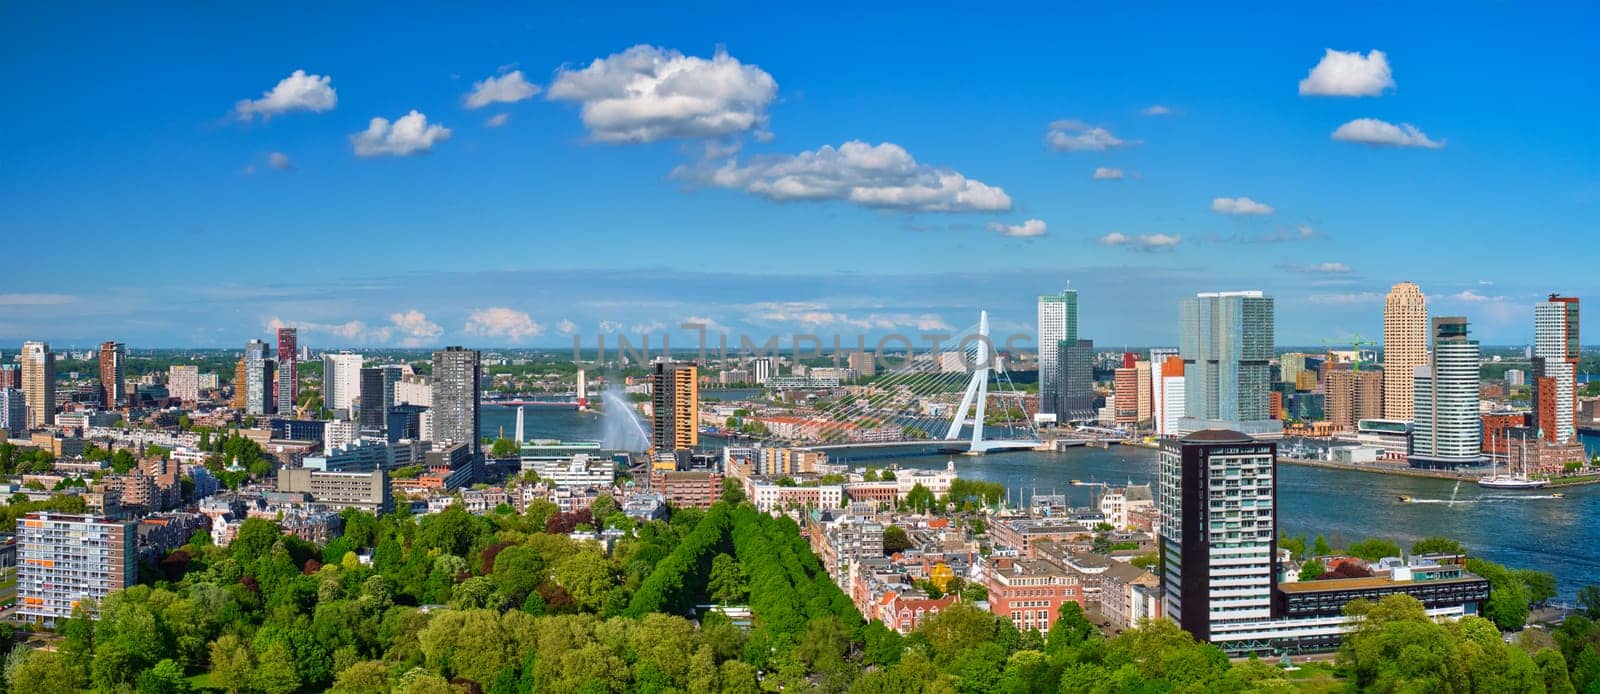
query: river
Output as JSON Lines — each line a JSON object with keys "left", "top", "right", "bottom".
{"left": 485, "top": 405, "right": 1599, "bottom": 599}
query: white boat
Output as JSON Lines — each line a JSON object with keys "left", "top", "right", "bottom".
{"left": 1478, "top": 431, "right": 1549, "bottom": 489}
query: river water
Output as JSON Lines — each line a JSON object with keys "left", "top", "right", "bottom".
{"left": 486, "top": 405, "right": 1599, "bottom": 599}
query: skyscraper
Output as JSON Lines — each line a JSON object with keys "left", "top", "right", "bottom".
{"left": 0, "top": 388, "right": 26, "bottom": 433}
{"left": 1325, "top": 369, "right": 1383, "bottom": 431}
{"left": 168, "top": 365, "right": 200, "bottom": 403}
{"left": 98, "top": 341, "right": 126, "bottom": 409}
{"left": 1055, "top": 339, "right": 1096, "bottom": 422}
{"left": 1156, "top": 356, "right": 1186, "bottom": 437}
{"left": 277, "top": 327, "right": 298, "bottom": 414}
{"left": 1411, "top": 317, "right": 1481, "bottom": 467}
{"left": 21, "top": 341, "right": 55, "bottom": 429}
{"left": 1178, "top": 291, "right": 1279, "bottom": 436}
{"left": 650, "top": 359, "right": 699, "bottom": 453}
{"left": 322, "top": 351, "right": 364, "bottom": 417}
{"left": 359, "top": 365, "right": 402, "bottom": 430}
{"left": 1159, "top": 430, "right": 1277, "bottom": 643}
{"left": 231, "top": 359, "right": 247, "bottom": 410}
{"left": 1532, "top": 294, "right": 1580, "bottom": 444}
{"left": 244, "top": 339, "right": 273, "bottom": 415}
{"left": 1382, "top": 282, "right": 1428, "bottom": 422}
{"left": 1037, "top": 288, "right": 1078, "bottom": 418}
{"left": 431, "top": 347, "right": 481, "bottom": 453}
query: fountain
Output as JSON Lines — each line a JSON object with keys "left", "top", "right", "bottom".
{"left": 600, "top": 385, "right": 651, "bottom": 452}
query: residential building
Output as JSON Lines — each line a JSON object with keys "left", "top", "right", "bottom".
{"left": 17, "top": 512, "right": 136, "bottom": 622}
{"left": 0, "top": 364, "right": 19, "bottom": 389}
{"left": 394, "top": 374, "right": 433, "bottom": 406}
{"left": 1037, "top": 288, "right": 1078, "bottom": 418}
{"left": 21, "top": 341, "right": 55, "bottom": 429}
{"left": 1411, "top": 317, "right": 1482, "bottom": 467}
{"left": 1135, "top": 359, "right": 1152, "bottom": 424}
{"left": 651, "top": 359, "right": 698, "bottom": 453}
{"left": 276, "top": 327, "right": 298, "bottom": 414}
{"left": 168, "top": 365, "right": 200, "bottom": 402}
{"left": 359, "top": 365, "right": 402, "bottom": 430}
{"left": 523, "top": 454, "right": 617, "bottom": 488}
{"left": 1325, "top": 369, "right": 1383, "bottom": 432}
{"left": 649, "top": 470, "right": 721, "bottom": 509}
{"left": 750, "top": 357, "right": 774, "bottom": 385}
{"left": 244, "top": 339, "right": 273, "bottom": 415}
{"left": 276, "top": 467, "right": 392, "bottom": 513}
{"left": 1382, "top": 282, "right": 1429, "bottom": 422}
{"left": 1156, "top": 356, "right": 1186, "bottom": 437}
{"left": 0, "top": 388, "right": 26, "bottom": 433}
{"left": 98, "top": 341, "right": 126, "bottom": 409}
{"left": 231, "top": 359, "right": 246, "bottom": 410}
{"left": 987, "top": 557, "right": 1084, "bottom": 633}
{"left": 1159, "top": 430, "right": 1277, "bottom": 644}
{"left": 1113, "top": 365, "right": 1139, "bottom": 425}
{"left": 322, "top": 351, "right": 364, "bottom": 417}
{"left": 1532, "top": 294, "right": 1580, "bottom": 444}
{"left": 431, "top": 347, "right": 481, "bottom": 453}
{"left": 1178, "top": 292, "right": 1280, "bottom": 436}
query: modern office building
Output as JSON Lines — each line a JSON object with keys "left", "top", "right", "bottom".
{"left": 1325, "top": 369, "right": 1383, "bottom": 432}
{"left": 1532, "top": 294, "right": 1580, "bottom": 444}
{"left": 98, "top": 341, "right": 126, "bottom": 409}
{"left": 1382, "top": 282, "right": 1428, "bottom": 422}
{"left": 1159, "top": 430, "right": 1277, "bottom": 644}
{"left": 276, "top": 327, "right": 298, "bottom": 414}
{"left": 386, "top": 404, "right": 429, "bottom": 442}
{"left": 1411, "top": 317, "right": 1482, "bottom": 468}
{"left": 358, "top": 365, "right": 402, "bottom": 430}
{"left": 394, "top": 374, "right": 433, "bottom": 407}
{"left": 651, "top": 359, "right": 699, "bottom": 453}
{"left": 431, "top": 346, "right": 482, "bottom": 453}
{"left": 1178, "top": 291, "right": 1280, "bottom": 436}
{"left": 1054, "top": 339, "right": 1096, "bottom": 423}
{"left": 322, "top": 351, "right": 364, "bottom": 417}
{"left": 1156, "top": 357, "right": 1186, "bottom": 437}
{"left": 16, "top": 512, "right": 137, "bottom": 622}
{"left": 21, "top": 341, "right": 55, "bottom": 429}
{"left": 0, "top": 388, "right": 26, "bottom": 433}
{"left": 243, "top": 339, "right": 273, "bottom": 415}
{"left": 1135, "top": 359, "right": 1152, "bottom": 424}
{"left": 276, "top": 467, "right": 392, "bottom": 513}
{"left": 168, "top": 365, "right": 200, "bottom": 402}
{"left": 1037, "top": 288, "right": 1079, "bottom": 418}
{"left": 1113, "top": 364, "right": 1139, "bottom": 425}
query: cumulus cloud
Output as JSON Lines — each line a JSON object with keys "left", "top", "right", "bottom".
{"left": 388, "top": 310, "right": 443, "bottom": 347}
{"left": 1280, "top": 261, "right": 1352, "bottom": 274}
{"left": 1045, "top": 120, "right": 1136, "bottom": 152}
{"left": 266, "top": 317, "right": 392, "bottom": 344}
{"left": 351, "top": 111, "right": 452, "bottom": 157}
{"left": 548, "top": 45, "right": 777, "bottom": 144}
{"left": 1097, "top": 232, "right": 1181, "bottom": 251}
{"left": 986, "top": 219, "right": 1047, "bottom": 237}
{"left": 1448, "top": 290, "right": 1502, "bottom": 302}
{"left": 675, "top": 140, "right": 1011, "bottom": 213}
{"left": 1331, "top": 118, "right": 1443, "bottom": 149}
{"left": 1299, "top": 49, "right": 1395, "bottom": 97}
{"left": 1212, "top": 196, "right": 1275, "bottom": 215}
{"left": 1141, "top": 105, "right": 1174, "bottom": 116}
{"left": 464, "top": 70, "right": 541, "bottom": 109}
{"left": 235, "top": 70, "right": 337, "bottom": 120}
{"left": 485, "top": 113, "right": 510, "bottom": 128}
{"left": 1092, "top": 167, "right": 1125, "bottom": 180}
{"left": 267, "top": 152, "right": 292, "bottom": 170}
{"left": 556, "top": 319, "right": 578, "bottom": 335}
{"left": 681, "top": 316, "right": 730, "bottom": 333}
{"left": 465, "top": 307, "right": 542, "bottom": 341}
{"left": 744, "top": 301, "right": 951, "bottom": 331}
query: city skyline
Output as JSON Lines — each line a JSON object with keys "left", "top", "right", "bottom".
{"left": 2, "top": 4, "right": 1597, "bottom": 347}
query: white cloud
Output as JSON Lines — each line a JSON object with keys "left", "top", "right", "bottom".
{"left": 234, "top": 70, "right": 337, "bottom": 120}
{"left": 465, "top": 307, "right": 542, "bottom": 341}
{"left": 1281, "top": 261, "right": 1352, "bottom": 274}
{"left": 0, "top": 293, "right": 75, "bottom": 306}
{"left": 1046, "top": 120, "right": 1136, "bottom": 152}
{"left": 986, "top": 219, "right": 1047, "bottom": 237}
{"left": 388, "top": 310, "right": 442, "bottom": 347}
{"left": 681, "top": 316, "right": 729, "bottom": 333}
{"left": 548, "top": 45, "right": 777, "bottom": 144}
{"left": 744, "top": 301, "right": 951, "bottom": 331}
{"left": 1299, "top": 49, "right": 1395, "bottom": 97}
{"left": 1141, "top": 105, "right": 1174, "bottom": 116}
{"left": 676, "top": 140, "right": 1011, "bottom": 213}
{"left": 1212, "top": 196, "right": 1275, "bottom": 215}
{"left": 1097, "top": 232, "right": 1181, "bottom": 251}
{"left": 265, "top": 316, "right": 391, "bottom": 344}
{"left": 351, "top": 110, "right": 452, "bottom": 157}
{"left": 1306, "top": 292, "right": 1383, "bottom": 306}
{"left": 267, "top": 152, "right": 292, "bottom": 170}
{"left": 1448, "top": 290, "right": 1501, "bottom": 302}
{"left": 1331, "top": 118, "right": 1444, "bottom": 149}
{"left": 1092, "top": 167, "right": 1125, "bottom": 180}
{"left": 556, "top": 319, "right": 578, "bottom": 335}
{"left": 485, "top": 113, "right": 510, "bottom": 128}
{"left": 464, "top": 70, "right": 541, "bottom": 109}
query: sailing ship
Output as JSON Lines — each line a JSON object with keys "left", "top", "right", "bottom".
{"left": 1478, "top": 429, "right": 1549, "bottom": 490}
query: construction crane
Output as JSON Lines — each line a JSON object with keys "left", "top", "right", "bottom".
{"left": 1322, "top": 334, "right": 1378, "bottom": 371}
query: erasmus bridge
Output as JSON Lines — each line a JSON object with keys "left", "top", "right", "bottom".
{"left": 791, "top": 311, "right": 1040, "bottom": 455}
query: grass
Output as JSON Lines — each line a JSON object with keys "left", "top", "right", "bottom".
{"left": 1545, "top": 473, "right": 1600, "bottom": 487}
{"left": 1285, "top": 662, "right": 1345, "bottom": 692}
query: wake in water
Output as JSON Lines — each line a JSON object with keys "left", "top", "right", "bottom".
{"left": 1401, "top": 494, "right": 1564, "bottom": 504}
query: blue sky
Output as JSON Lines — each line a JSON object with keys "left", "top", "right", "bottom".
{"left": 2, "top": 2, "right": 1596, "bottom": 350}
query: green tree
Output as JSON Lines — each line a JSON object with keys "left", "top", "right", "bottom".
{"left": 708, "top": 553, "right": 748, "bottom": 605}
{"left": 882, "top": 525, "right": 912, "bottom": 555}
{"left": 1045, "top": 601, "right": 1098, "bottom": 653}
{"left": 135, "top": 659, "right": 193, "bottom": 694}
{"left": 1346, "top": 537, "right": 1402, "bottom": 561}
{"left": 1578, "top": 584, "right": 1600, "bottom": 618}
{"left": 1299, "top": 558, "right": 1326, "bottom": 581}
{"left": 1411, "top": 536, "right": 1465, "bottom": 555}
{"left": 1311, "top": 534, "right": 1333, "bottom": 557}
{"left": 490, "top": 437, "right": 519, "bottom": 458}
{"left": 903, "top": 483, "right": 936, "bottom": 513}
{"left": 721, "top": 478, "right": 747, "bottom": 504}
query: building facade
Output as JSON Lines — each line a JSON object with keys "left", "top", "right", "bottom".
{"left": 322, "top": 351, "right": 364, "bottom": 417}
{"left": 17, "top": 512, "right": 136, "bottom": 622}
{"left": 1055, "top": 339, "right": 1096, "bottom": 423}
{"left": 1156, "top": 356, "right": 1186, "bottom": 437}
{"left": 1532, "top": 294, "right": 1580, "bottom": 444}
{"left": 98, "top": 341, "right": 126, "bottom": 409}
{"left": 168, "top": 365, "right": 200, "bottom": 403}
{"left": 0, "top": 388, "right": 25, "bottom": 433}
{"left": 359, "top": 365, "right": 402, "bottom": 430}
{"left": 650, "top": 360, "right": 699, "bottom": 452}
{"left": 244, "top": 339, "right": 273, "bottom": 416}
{"left": 21, "top": 341, "right": 55, "bottom": 429}
{"left": 276, "top": 327, "right": 298, "bottom": 415}
{"left": 1382, "top": 282, "right": 1428, "bottom": 422}
{"left": 1325, "top": 369, "right": 1383, "bottom": 431}
{"left": 1411, "top": 317, "right": 1482, "bottom": 467}
{"left": 431, "top": 347, "right": 482, "bottom": 453}
{"left": 276, "top": 467, "right": 392, "bottom": 513}
{"left": 1178, "top": 292, "right": 1279, "bottom": 436}
{"left": 1037, "top": 289, "right": 1078, "bottom": 418}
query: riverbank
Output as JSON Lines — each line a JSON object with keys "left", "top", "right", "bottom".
{"left": 1279, "top": 456, "right": 1600, "bottom": 487}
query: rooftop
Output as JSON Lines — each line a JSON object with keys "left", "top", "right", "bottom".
{"left": 1278, "top": 572, "right": 1483, "bottom": 593}
{"left": 1179, "top": 429, "right": 1254, "bottom": 444}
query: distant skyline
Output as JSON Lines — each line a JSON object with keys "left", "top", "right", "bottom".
{"left": 2, "top": 4, "right": 1595, "bottom": 347}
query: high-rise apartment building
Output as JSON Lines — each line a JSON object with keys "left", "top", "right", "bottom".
{"left": 431, "top": 347, "right": 481, "bottom": 453}
{"left": 1159, "top": 430, "right": 1277, "bottom": 643}
{"left": 1178, "top": 291, "right": 1279, "bottom": 436}
{"left": 1382, "top": 282, "right": 1428, "bottom": 422}
{"left": 1532, "top": 295, "right": 1580, "bottom": 444}
{"left": 1156, "top": 357, "right": 1186, "bottom": 437}
{"left": 651, "top": 360, "right": 699, "bottom": 453}
{"left": 168, "top": 365, "right": 200, "bottom": 402}
{"left": 0, "top": 388, "right": 26, "bottom": 433}
{"left": 231, "top": 359, "right": 247, "bottom": 410}
{"left": 394, "top": 374, "right": 433, "bottom": 407}
{"left": 1135, "top": 360, "right": 1153, "bottom": 424}
{"left": 1324, "top": 369, "right": 1383, "bottom": 431}
{"left": 359, "top": 365, "right": 402, "bottom": 430}
{"left": 1037, "top": 289, "right": 1078, "bottom": 417}
{"left": 0, "top": 364, "right": 20, "bottom": 390}
{"left": 1411, "top": 317, "right": 1481, "bottom": 467}
{"left": 750, "top": 357, "right": 773, "bottom": 385}
{"left": 17, "top": 512, "right": 136, "bottom": 621}
{"left": 1055, "top": 339, "right": 1096, "bottom": 422}
{"left": 277, "top": 328, "right": 298, "bottom": 414}
{"left": 98, "top": 341, "right": 126, "bottom": 409}
{"left": 1113, "top": 365, "right": 1139, "bottom": 425}
{"left": 20, "top": 341, "right": 55, "bottom": 429}
{"left": 322, "top": 351, "right": 364, "bottom": 417}
{"left": 243, "top": 339, "right": 273, "bottom": 415}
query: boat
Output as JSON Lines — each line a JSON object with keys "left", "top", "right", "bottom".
{"left": 1477, "top": 433, "right": 1549, "bottom": 489}
{"left": 1552, "top": 492, "right": 1565, "bottom": 499}
{"left": 1397, "top": 495, "right": 1414, "bottom": 503}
